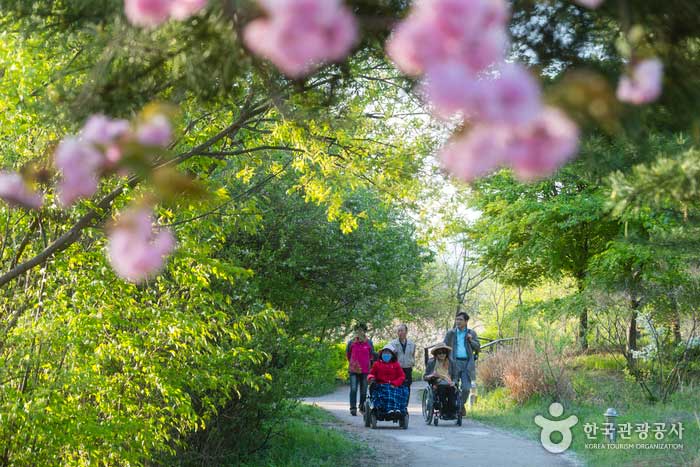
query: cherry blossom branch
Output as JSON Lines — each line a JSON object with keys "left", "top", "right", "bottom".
{"left": 0, "top": 102, "right": 271, "bottom": 289}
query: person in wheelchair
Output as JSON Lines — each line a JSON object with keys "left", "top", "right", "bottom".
{"left": 423, "top": 344, "right": 459, "bottom": 418}
{"left": 366, "top": 345, "right": 409, "bottom": 418}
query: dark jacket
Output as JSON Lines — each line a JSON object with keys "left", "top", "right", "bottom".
{"left": 443, "top": 327, "right": 480, "bottom": 376}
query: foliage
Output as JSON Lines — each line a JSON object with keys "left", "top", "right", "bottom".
{"left": 200, "top": 403, "right": 368, "bottom": 467}
{"left": 472, "top": 361, "right": 700, "bottom": 467}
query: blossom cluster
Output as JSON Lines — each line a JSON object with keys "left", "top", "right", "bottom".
{"left": 0, "top": 112, "right": 176, "bottom": 283}
{"left": 124, "top": 0, "right": 207, "bottom": 27}
{"left": 243, "top": 0, "right": 358, "bottom": 78}
{"left": 0, "top": 0, "right": 668, "bottom": 284}
{"left": 56, "top": 113, "right": 172, "bottom": 207}
{"left": 386, "top": 0, "right": 578, "bottom": 181}
{"left": 107, "top": 207, "right": 176, "bottom": 283}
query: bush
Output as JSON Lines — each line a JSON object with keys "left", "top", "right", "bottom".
{"left": 478, "top": 341, "right": 574, "bottom": 403}
{"left": 501, "top": 344, "right": 548, "bottom": 403}
{"left": 477, "top": 350, "right": 506, "bottom": 391}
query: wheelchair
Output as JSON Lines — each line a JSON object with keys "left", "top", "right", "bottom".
{"left": 421, "top": 378, "right": 462, "bottom": 426}
{"left": 363, "top": 383, "right": 409, "bottom": 429}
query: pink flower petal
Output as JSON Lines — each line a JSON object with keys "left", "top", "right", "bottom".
{"left": 421, "top": 61, "right": 479, "bottom": 119}
{"left": 439, "top": 125, "right": 509, "bottom": 181}
{"left": 137, "top": 114, "right": 172, "bottom": 147}
{"left": 0, "top": 172, "right": 43, "bottom": 209}
{"left": 169, "top": 0, "right": 207, "bottom": 20}
{"left": 107, "top": 207, "right": 176, "bottom": 282}
{"left": 476, "top": 63, "right": 542, "bottom": 125}
{"left": 506, "top": 107, "right": 580, "bottom": 180}
{"left": 55, "top": 138, "right": 105, "bottom": 207}
{"left": 81, "top": 114, "right": 130, "bottom": 145}
{"left": 124, "top": 0, "right": 173, "bottom": 27}
{"left": 244, "top": 0, "right": 357, "bottom": 77}
{"left": 616, "top": 58, "right": 663, "bottom": 105}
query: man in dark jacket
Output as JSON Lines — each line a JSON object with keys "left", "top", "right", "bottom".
{"left": 443, "top": 312, "right": 480, "bottom": 415}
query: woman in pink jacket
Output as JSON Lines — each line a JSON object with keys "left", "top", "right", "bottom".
{"left": 346, "top": 323, "right": 375, "bottom": 416}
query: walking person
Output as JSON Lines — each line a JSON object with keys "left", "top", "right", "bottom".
{"left": 443, "top": 312, "right": 480, "bottom": 416}
{"left": 346, "top": 323, "right": 375, "bottom": 416}
{"left": 389, "top": 323, "right": 416, "bottom": 390}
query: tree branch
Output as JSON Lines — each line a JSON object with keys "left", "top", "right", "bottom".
{"left": 0, "top": 101, "right": 271, "bottom": 289}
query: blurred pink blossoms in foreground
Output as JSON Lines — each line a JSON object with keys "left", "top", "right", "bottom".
{"left": 124, "top": 0, "right": 207, "bottom": 27}
{"left": 53, "top": 113, "right": 177, "bottom": 281}
{"left": 55, "top": 114, "right": 172, "bottom": 207}
{"left": 616, "top": 58, "right": 664, "bottom": 105}
{"left": 386, "top": 0, "right": 579, "bottom": 181}
{"left": 0, "top": 172, "right": 44, "bottom": 209}
{"left": 243, "top": 0, "right": 358, "bottom": 78}
{"left": 108, "top": 207, "right": 176, "bottom": 283}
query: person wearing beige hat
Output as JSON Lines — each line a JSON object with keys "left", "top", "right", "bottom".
{"left": 423, "top": 344, "right": 459, "bottom": 417}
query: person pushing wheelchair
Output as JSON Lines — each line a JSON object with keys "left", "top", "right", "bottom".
{"left": 443, "top": 311, "right": 480, "bottom": 416}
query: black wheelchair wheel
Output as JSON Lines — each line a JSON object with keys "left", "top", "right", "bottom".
{"left": 400, "top": 412, "right": 409, "bottom": 429}
{"left": 370, "top": 412, "right": 378, "bottom": 429}
{"left": 421, "top": 388, "right": 433, "bottom": 425}
{"left": 363, "top": 405, "right": 371, "bottom": 427}
{"left": 433, "top": 416, "right": 438, "bottom": 426}
{"left": 457, "top": 411, "right": 462, "bottom": 426}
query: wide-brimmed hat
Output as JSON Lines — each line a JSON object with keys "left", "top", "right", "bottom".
{"left": 430, "top": 344, "right": 452, "bottom": 357}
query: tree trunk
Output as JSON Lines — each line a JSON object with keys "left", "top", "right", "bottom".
{"left": 627, "top": 297, "right": 640, "bottom": 353}
{"left": 672, "top": 312, "right": 682, "bottom": 345}
{"left": 579, "top": 308, "right": 588, "bottom": 351}
{"left": 627, "top": 310, "right": 637, "bottom": 353}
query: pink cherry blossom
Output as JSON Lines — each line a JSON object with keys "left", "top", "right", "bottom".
{"left": 475, "top": 63, "right": 542, "bottom": 125}
{"left": 55, "top": 138, "right": 105, "bottom": 206}
{"left": 81, "top": 115, "right": 130, "bottom": 166}
{"left": 81, "top": 115, "right": 130, "bottom": 145}
{"left": 107, "top": 207, "right": 176, "bottom": 283}
{"left": 616, "top": 58, "right": 663, "bottom": 105}
{"left": 456, "top": 27, "right": 509, "bottom": 74}
{"left": 169, "top": 0, "right": 207, "bottom": 20}
{"left": 137, "top": 114, "right": 172, "bottom": 147}
{"left": 124, "top": 0, "right": 207, "bottom": 26}
{"left": 421, "top": 61, "right": 479, "bottom": 119}
{"left": 439, "top": 125, "right": 509, "bottom": 181}
{"left": 124, "top": 0, "right": 172, "bottom": 27}
{"left": 416, "top": 0, "right": 510, "bottom": 33}
{"left": 386, "top": 0, "right": 509, "bottom": 76}
{"left": 385, "top": 16, "right": 446, "bottom": 76}
{"left": 0, "top": 172, "right": 43, "bottom": 209}
{"left": 439, "top": 107, "right": 579, "bottom": 182}
{"left": 243, "top": 0, "right": 358, "bottom": 78}
{"left": 505, "top": 107, "right": 580, "bottom": 180}
{"left": 573, "top": 0, "right": 604, "bottom": 8}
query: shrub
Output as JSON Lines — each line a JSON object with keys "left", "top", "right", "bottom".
{"left": 477, "top": 350, "right": 507, "bottom": 391}
{"left": 501, "top": 344, "right": 548, "bottom": 404}
{"left": 479, "top": 341, "right": 574, "bottom": 403}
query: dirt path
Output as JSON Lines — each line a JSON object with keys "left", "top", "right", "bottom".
{"left": 304, "top": 381, "right": 581, "bottom": 467}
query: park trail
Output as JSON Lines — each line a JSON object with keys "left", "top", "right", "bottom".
{"left": 304, "top": 381, "right": 581, "bottom": 467}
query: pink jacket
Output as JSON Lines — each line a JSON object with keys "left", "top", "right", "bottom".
{"left": 346, "top": 338, "right": 374, "bottom": 374}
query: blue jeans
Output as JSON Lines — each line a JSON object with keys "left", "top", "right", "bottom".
{"left": 349, "top": 373, "right": 368, "bottom": 410}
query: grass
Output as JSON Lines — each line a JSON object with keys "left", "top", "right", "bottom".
{"left": 237, "top": 403, "right": 370, "bottom": 467}
{"left": 470, "top": 360, "right": 700, "bottom": 467}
